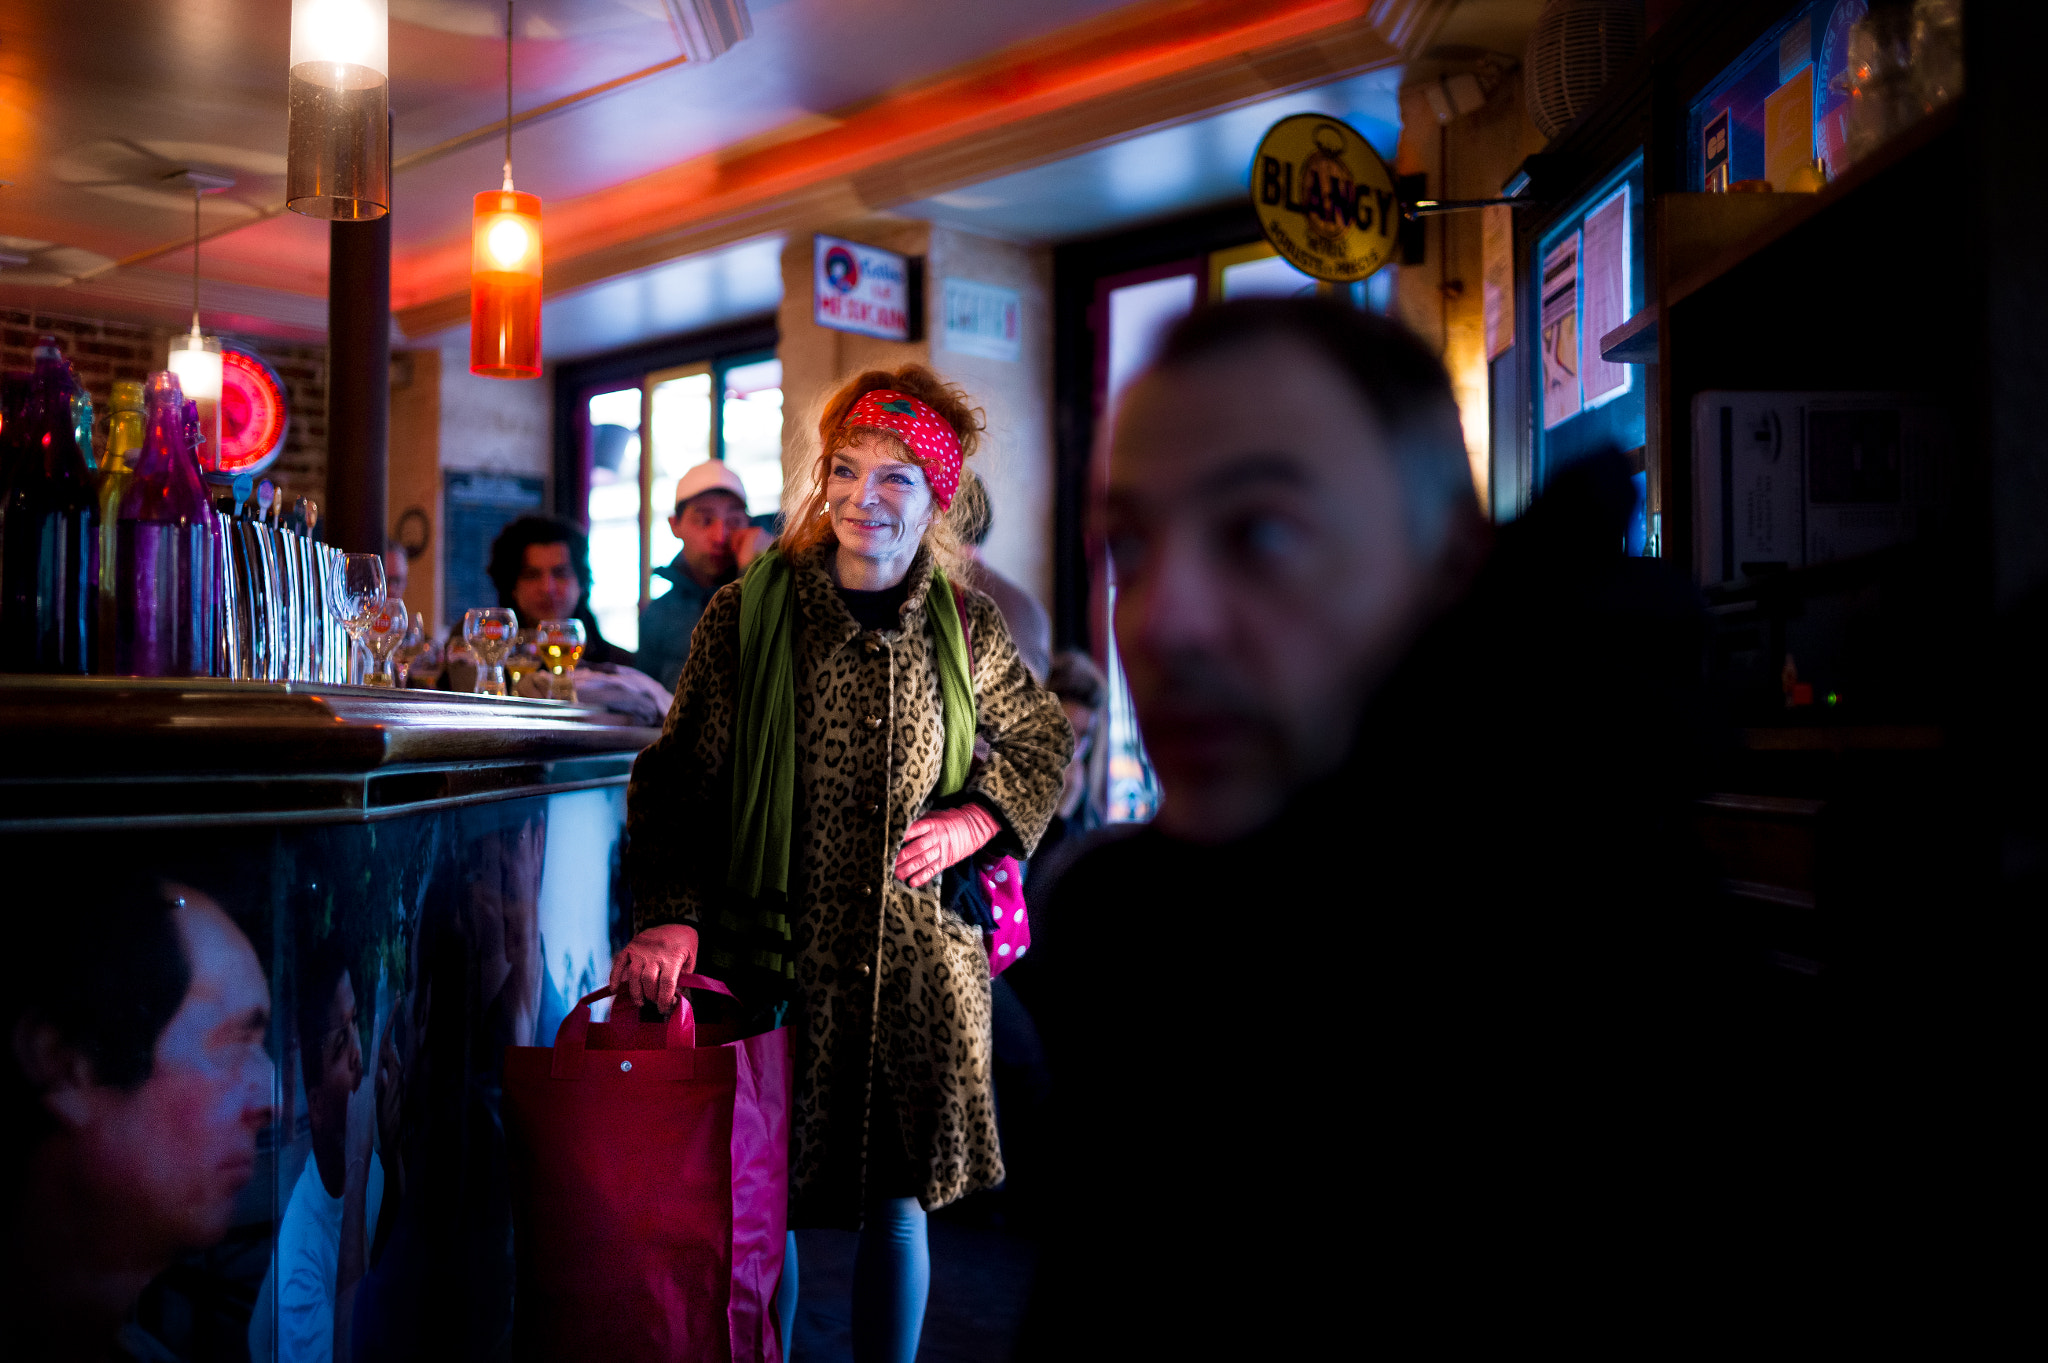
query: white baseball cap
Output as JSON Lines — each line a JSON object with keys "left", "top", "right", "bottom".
{"left": 672, "top": 460, "right": 749, "bottom": 513}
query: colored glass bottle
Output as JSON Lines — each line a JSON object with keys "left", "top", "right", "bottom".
{"left": 114, "top": 373, "right": 215, "bottom": 676}
{"left": 0, "top": 345, "right": 99, "bottom": 673}
{"left": 95, "top": 380, "right": 147, "bottom": 670}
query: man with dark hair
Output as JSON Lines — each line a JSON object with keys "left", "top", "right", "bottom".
{"left": 1022, "top": 298, "right": 1721, "bottom": 1352}
{"left": 484, "top": 514, "right": 636, "bottom": 667}
{"left": 3, "top": 872, "right": 273, "bottom": 1357}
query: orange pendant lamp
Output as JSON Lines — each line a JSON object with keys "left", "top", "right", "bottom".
{"left": 471, "top": 0, "right": 541, "bottom": 379}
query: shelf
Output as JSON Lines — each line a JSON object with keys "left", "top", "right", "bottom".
{"left": 1600, "top": 306, "right": 1658, "bottom": 364}
{"left": 1737, "top": 725, "right": 1944, "bottom": 753}
{"left": 1666, "top": 101, "right": 1962, "bottom": 308}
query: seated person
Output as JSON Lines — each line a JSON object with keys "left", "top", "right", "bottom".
{"left": 637, "top": 462, "right": 772, "bottom": 691}
{"left": 485, "top": 515, "right": 636, "bottom": 667}
{"left": 3, "top": 869, "right": 274, "bottom": 1359}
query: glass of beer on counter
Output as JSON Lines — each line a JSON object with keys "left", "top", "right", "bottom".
{"left": 504, "top": 627, "right": 541, "bottom": 691}
{"left": 536, "top": 618, "right": 585, "bottom": 702}
{"left": 363, "top": 598, "right": 409, "bottom": 687}
{"left": 463, "top": 606, "right": 516, "bottom": 696}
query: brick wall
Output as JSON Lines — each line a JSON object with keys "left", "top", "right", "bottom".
{"left": 2, "top": 308, "right": 329, "bottom": 508}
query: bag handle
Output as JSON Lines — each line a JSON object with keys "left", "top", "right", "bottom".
{"left": 549, "top": 976, "right": 737, "bottom": 1079}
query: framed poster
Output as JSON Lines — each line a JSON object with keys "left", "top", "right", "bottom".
{"left": 1540, "top": 232, "right": 1582, "bottom": 430}
{"left": 1579, "top": 184, "right": 1631, "bottom": 409}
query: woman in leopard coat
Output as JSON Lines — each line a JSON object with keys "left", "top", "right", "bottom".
{"left": 619, "top": 365, "right": 1070, "bottom": 1361}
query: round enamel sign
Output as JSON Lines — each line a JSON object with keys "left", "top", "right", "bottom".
{"left": 1250, "top": 114, "right": 1399, "bottom": 283}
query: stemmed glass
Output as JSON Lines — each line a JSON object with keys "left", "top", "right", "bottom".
{"left": 362, "top": 598, "right": 409, "bottom": 687}
{"left": 505, "top": 628, "right": 541, "bottom": 691}
{"left": 463, "top": 606, "right": 517, "bottom": 696}
{"left": 327, "top": 552, "right": 387, "bottom": 685}
{"left": 537, "top": 618, "right": 587, "bottom": 701}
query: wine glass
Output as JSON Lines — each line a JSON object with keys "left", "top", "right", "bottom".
{"left": 536, "top": 618, "right": 587, "bottom": 701}
{"left": 362, "top": 598, "right": 409, "bottom": 687}
{"left": 463, "top": 607, "right": 517, "bottom": 696}
{"left": 327, "top": 552, "right": 386, "bottom": 685}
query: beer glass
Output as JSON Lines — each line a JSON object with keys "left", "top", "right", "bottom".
{"left": 363, "top": 598, "right": 409, "bottom": 687}
{"left": 536, "top": 618, "right": 586, "bottom": 702}
{"left": 463, "top": 606, "right": 517, "bottom": 696}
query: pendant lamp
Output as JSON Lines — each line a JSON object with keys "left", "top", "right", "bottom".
{"left": 471, "top": 0, "right": 542, "bottom": 379}
{"left": 286, "top": 0, "right": 391, "bottom": 219}
{"left": 166, "top": 179, "right": 229, "bottom": 471}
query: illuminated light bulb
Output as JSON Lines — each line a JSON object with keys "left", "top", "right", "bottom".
{"left": 471, "top": 191, "right": 543, "bottom": 379}
{"left": 286, "top": 0, "right": 390, "bottom": 219}
{"left": 166, "top": 329, "right": 224, "bottom": 472}
{"left": 488, "top": 217, "right": 531, "bottom": 268}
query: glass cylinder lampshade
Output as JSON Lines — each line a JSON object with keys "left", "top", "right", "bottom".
{"left": 470, "top": 190, "right": 543, "bottom": 379}
{"left": 166, "top": 330, "right": 224, "bottom": 472}
{"left": 286, "top": 0, "right": 390, "bottom": 220}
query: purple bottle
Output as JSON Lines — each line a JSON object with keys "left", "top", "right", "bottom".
{"left": 0, "top": 342, "right": 98, "bottom": 673}
{"left": 114, "top": 373, "right": 216, "bottom": 676}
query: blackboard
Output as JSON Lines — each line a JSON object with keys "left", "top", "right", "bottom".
{"left": 444, "top": 471, "right": 545, "bottom": 626}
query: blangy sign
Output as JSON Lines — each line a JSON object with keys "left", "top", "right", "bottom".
{"left": 1250, "top": 114, "right": 1399, "bottom": 284}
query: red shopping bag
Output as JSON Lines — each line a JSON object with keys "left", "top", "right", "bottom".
{"left": 504, "top": 978, "right": 791, "bottom": 1363}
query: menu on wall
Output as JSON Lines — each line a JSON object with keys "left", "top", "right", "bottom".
{"left": 1540, "top": 232, "right": 1582, "bottom": 430}
{"left": 1579, "top": 186, "right": 1631, "bottom": 409}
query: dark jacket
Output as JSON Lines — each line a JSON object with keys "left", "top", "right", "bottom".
{"left": 1018, "top": 455, "right": 1751, "bottom": 1351}
{"left": 636, "top": 553, "right": 726, "bottom": 691}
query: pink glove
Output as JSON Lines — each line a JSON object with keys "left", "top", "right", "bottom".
{"left": 894, "top": 803, "right": 1002, "bottom": 888}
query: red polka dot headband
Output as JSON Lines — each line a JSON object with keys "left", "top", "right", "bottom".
{"left": 842, "top": 390, "right": 964, "bottom": 510}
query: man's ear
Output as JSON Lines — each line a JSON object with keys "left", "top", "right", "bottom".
{"left": 12, "top": 1016, "right": 99, "bottom": 1129}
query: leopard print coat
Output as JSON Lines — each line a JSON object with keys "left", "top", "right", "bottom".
{"left": 626, "top": 543, "right": 1072, "bottom": 1227}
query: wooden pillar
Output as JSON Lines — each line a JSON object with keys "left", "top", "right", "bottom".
{"left": 327, "top": 214, "right": 391, "bottom": 556}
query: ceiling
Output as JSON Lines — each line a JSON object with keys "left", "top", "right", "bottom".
{"left": 2, "top": 0, "right": 1458, "bottom": 345}
{"left": 903, "top": 67, "right": 1401, "bottom": 243}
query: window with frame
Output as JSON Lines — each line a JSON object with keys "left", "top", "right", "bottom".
{"left": 574, "top": 347, "right": 782, "bottom": 652}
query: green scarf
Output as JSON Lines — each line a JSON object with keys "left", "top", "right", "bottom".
{"left": 727, "top": 549, "right": 974, "bottom": 903}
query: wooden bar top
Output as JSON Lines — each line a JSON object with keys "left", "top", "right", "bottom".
{"left": 0, "top": 677, "right": 660, "bottom": 829}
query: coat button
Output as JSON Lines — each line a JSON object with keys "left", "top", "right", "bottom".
{"left": 865, "top": 801, "right": 880, "bottom": 816}
{"left": 620, "top": 1061, "right": 633, "bottom": 1072}
{"left": 864, "top": 714, "right": 882, "bottom": 730}
{"left": 857, "top": 963, "right": 872, "bottom": 978}
{"left": 858, "top": 884, "right": 873, "bottom": 897}
{"left": 864, "top": 638, "right": 882, "bottom": 655}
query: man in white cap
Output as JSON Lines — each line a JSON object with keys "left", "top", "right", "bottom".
{"left": 637, "top": 461, "right": 771, "bottom": 690}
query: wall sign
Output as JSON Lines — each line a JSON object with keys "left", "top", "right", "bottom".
{"left": 1249, "top": 113, "right": 1399, "bottom": 283}
{"left": 218, "top": 344, "right": 289, "bottom": 477}
{"left": 939, "top": 278, "right": 1021, "bottom": 361}
{"left": 814, "top": 235, "right": 914, "bottom": 341}
{"left": 444, "top": 471, "right": 544, "bottom": 621}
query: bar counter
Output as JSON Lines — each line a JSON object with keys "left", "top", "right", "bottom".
{"left": 0, "top": 676, "right": 660, "bottom": 829}
{"left": 0, "top": 677, "right": 660, "bottom": 1358}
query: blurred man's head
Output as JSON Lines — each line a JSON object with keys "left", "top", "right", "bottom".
{"left": 1105, "top": 299, "right": 1481, "bottom": 841}
{"left": 7, "top": 874, "right": 274, "bottom": 1276}
{"left": 488, "top": 515, "right": 591, "bottom": 626}
{"left": 297, "top": 944, "right": 362, "bottom": 1194}
{"left": 383, "top": 540, "right": 410, "bottom": 600}
{"left": 667, "top": 461, "right": 753, "bottom": 589}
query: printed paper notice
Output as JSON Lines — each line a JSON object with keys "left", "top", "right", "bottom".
{"left": 1540, "top": 232, "right": 1581, "bottom": 430}
{"left": 939, "top": 278, "right": 1022, "bottom": 361}
{"left": 1579, "top": 186, "right": 1631, "bottom": 409}
{"left": 1764, "top": 65, "right": 1815, "bottom": 191}
{"left": 1482, "top": 203, "right": 1515, "bottom": 360}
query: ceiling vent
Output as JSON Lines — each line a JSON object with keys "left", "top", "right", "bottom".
{"left": 1525, "top": 0, "right": 1645, "bottom": 141}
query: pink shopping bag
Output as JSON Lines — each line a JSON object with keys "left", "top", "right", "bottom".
{"left": 503, "top": 978, "right": 791, "bottom": 1363}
